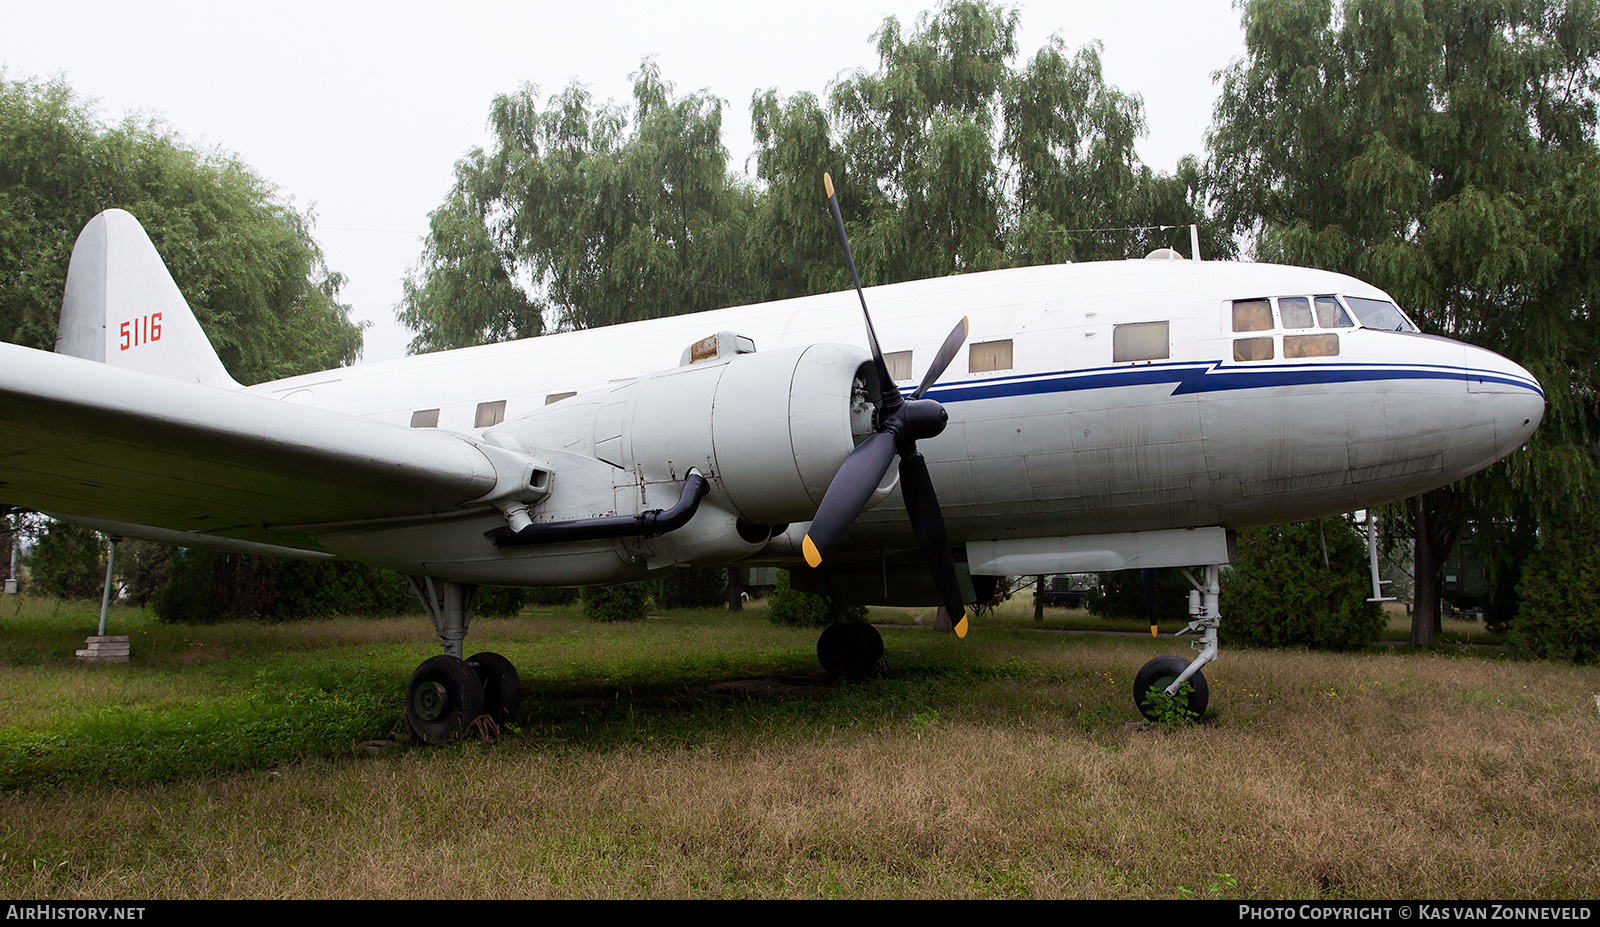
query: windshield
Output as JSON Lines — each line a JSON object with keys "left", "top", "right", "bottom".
{"left": 1342, "top": 296, "right": 1419, "bottom": 333}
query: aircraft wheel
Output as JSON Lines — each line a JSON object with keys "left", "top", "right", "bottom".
{"left": 467, "top": 651, "right": 522, "bottom": 725}
{"left": 1133, "top": 655, "right": 1209, "bottom": 722}
{"left": 406, "top": 655, "right": 486, "bottom": 745}
{"left": 818, "top": 621, "right": 882, "bottom": 679}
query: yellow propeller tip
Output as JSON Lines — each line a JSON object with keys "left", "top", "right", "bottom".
{"left": 802, "top": 535, "right": 822, "bottom": 569}
{"left": 1150, "top": 625, "right": 1159, "bottom": 637}
{"left": 823, "top": 172, "right": 835, "bottom": 198}
{"left": 955, "top": 614, "right": 969, "bottom": 638}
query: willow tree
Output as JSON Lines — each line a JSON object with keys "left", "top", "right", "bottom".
{"left": 0, "top": 73, "right": 363, "bottom": 382}
{"left": 1208, "top": 0, "right": 1600, "bottom": 645}
{"left": 400, "top": 61, "right": 757, "bottom": 350}
{"left": 748, "top": 0, "right": 1225, "bottom": 297}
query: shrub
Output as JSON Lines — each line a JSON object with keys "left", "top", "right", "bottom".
{"left": 1512, "top": 508, "right": 1600, "bottom": 663}
{"left": 151, "top": 550, "right": 275, "bottom": 623}
{"left": 766, "top": 570, "right": 866, "bottom": 627}
{"left": 264, "top": 560, "right": 415, "bottom": 619}
{"left": 1221, "top": 518, "right": 1385, "bottom": 650}
{"left": 581, "top": 582, "right": 650, "bottom": 622}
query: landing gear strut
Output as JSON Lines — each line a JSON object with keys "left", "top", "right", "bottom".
{"left": 1133, "top": 564, "right": 1221, "bottom": 722}
{"left": 403, "top": 576, "right": 523, "bottom": 744}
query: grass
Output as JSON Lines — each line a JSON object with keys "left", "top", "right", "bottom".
{"left": 0, "top": 593, "right": 1596, "bottom": 899}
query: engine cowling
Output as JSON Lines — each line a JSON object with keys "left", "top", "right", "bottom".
{"left": 615, "top": 342, "right": 878, "bottom": 525}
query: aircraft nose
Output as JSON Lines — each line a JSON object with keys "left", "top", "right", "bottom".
{"left": 1463, "top": 344, "right": 1544, "bottom": 455}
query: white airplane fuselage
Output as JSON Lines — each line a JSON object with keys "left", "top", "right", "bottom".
{"left": 236, "top": 257, "right": 1544, "bottom": 591}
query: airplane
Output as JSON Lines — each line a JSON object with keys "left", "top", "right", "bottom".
{"left": 0, "top": 195, "right": 1545, "bottom": 743}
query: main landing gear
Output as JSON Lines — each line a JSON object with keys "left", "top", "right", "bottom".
{"left": 404, "top": 577, "right": 523, "bottom": 745}
{"left": 817, "top": 619, "right": 884, "bottom": 679}
{"left": 1133, "top": 564, "right": 1220, "bottom": 722}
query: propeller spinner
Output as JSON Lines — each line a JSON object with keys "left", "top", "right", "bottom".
{"left": 802, "top": 173, "right": 971, "bottom": 637}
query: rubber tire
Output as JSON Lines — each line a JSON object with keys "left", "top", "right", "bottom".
{"left": 406, "top": 655, "right": 486, "bottom": 745}
{"left": 1133, "top": 654, "right": 1209, "bottom": 722}
{"left": 818, "top": 621, "right": 882, "bottom": 679}
{"left": 466, "top": 651, "right": 522, "bottom": 725}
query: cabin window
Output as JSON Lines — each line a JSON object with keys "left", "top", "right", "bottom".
{"left": 1112, "top": 321, "right": 1170, "bottom": 362}
{"left": 410, "top": 409, "right": 440, "bottom": 428}
{"left": 1232, "top": 299, "right": 1273, "bottom": 332}
{"left": 545, "top": 391, "right": 576, "bottom": 405}
{"left": 1316, "top": 296, "right": 1354, "bottom": 328}
{"left": 474, "top": 400, "right": 507, "bottom": 428}
{"left": 1278, "top": 296, "right": 1314, "bottom": 329}
{"left": 1233, "top": 337, "right": 1274, "bottom": 362}
{"left": 1285, "top": 333, "right": 1340, "bottom": 358}
{"left": 969, "top": 339, "right": 1013, "bottom": 373}
{"left": 884, "top": 350, "right": 913, "bottom": 382}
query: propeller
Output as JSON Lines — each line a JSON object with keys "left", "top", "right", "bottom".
{"left": 802, "top": 172, "right": 971, "bottom": 637}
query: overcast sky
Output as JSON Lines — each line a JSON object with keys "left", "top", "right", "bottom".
{"left": 3, "top": 0, "right": 1247, "bottom": 363}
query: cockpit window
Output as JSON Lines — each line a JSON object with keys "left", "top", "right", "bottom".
{"left": 1316, "top": 296, "right": 1354, "bottom": 328}
{"left": 1343, "top": 296, "right": 1418, "bottom": 332}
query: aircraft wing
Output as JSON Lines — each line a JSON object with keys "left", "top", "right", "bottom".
{"left": 0, "top": 342, "right": 507, "bottom": 554}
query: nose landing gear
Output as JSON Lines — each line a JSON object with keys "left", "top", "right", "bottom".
{"left": 1133, "top": 564, "right": 1221, "bottom": 722}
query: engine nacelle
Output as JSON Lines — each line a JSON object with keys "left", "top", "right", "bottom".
{"left": 598, "top": 342, "right": 878, "bottom": 526}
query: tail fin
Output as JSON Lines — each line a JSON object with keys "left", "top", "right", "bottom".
{"left": 55, "top": 209, "right": 240, "bottom": 389}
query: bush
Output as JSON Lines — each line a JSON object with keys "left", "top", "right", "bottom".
{"left": 1221, "top": 518, "right": 1385, "bottom": 650}
{"left": 263, "top": 560, "right": 415, "bottom": 619}
{"left": 766, "top": 570, "right": 866, "bottom": 627}
{"left": 1512, "top": 508, "right": 1600, "bottom": 663}
{"left": 581, "top": 582, "right": 650, "bottom": 622}
{"left": 151, "top": 550, "right": 274, "bottom": 623}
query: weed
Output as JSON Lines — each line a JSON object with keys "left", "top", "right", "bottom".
{"left": 1141, "top": 680, "right": 1198, "bottom": 725}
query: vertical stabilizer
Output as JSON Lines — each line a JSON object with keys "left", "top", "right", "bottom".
{"left": 55, "top": 209, "right": 240, "bottom": 388}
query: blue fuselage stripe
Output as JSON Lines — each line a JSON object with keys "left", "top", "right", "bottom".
{"left": 916, "top": 361, "right": 1544, "bottom": 404}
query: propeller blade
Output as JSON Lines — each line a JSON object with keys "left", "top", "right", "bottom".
{"left": 912, "top": 316, "right": 969, "bottom": 400}
{"left": 824, "top": 172, "right": 898, "bottom": 411}
{"left": 899, "top": 451, "right": 968, "bottom": 638}
{"left": 802, "top": 430, "right": 898, "bottom": 569}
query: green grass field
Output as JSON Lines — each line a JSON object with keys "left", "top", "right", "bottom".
{"left": 0, "top": 594, "right": 1595, "bottom": 899}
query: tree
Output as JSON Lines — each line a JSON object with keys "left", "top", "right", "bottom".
{"left": 399, "top": 61, "right": 758, "bottom": 349}
{"left": 1512, "top": 505, "right": 1600, "bottom": 662}
{"left": 1207, "top": 0, "right": 1600, "bottom": 645}
{"left": 1222, "top": 518, "right": 1387, "bottom": 650}
{"left": 748, "top": 0, "right": 1228, "bottom": 297}
{"left": 23, "top": 520, "right": 104, "bottom": 600}
{"left": 1, "top": 72, "right": 369, "bottom": 616}
{"left": 0, "top": 72, "right": 363, "bottom": 382}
